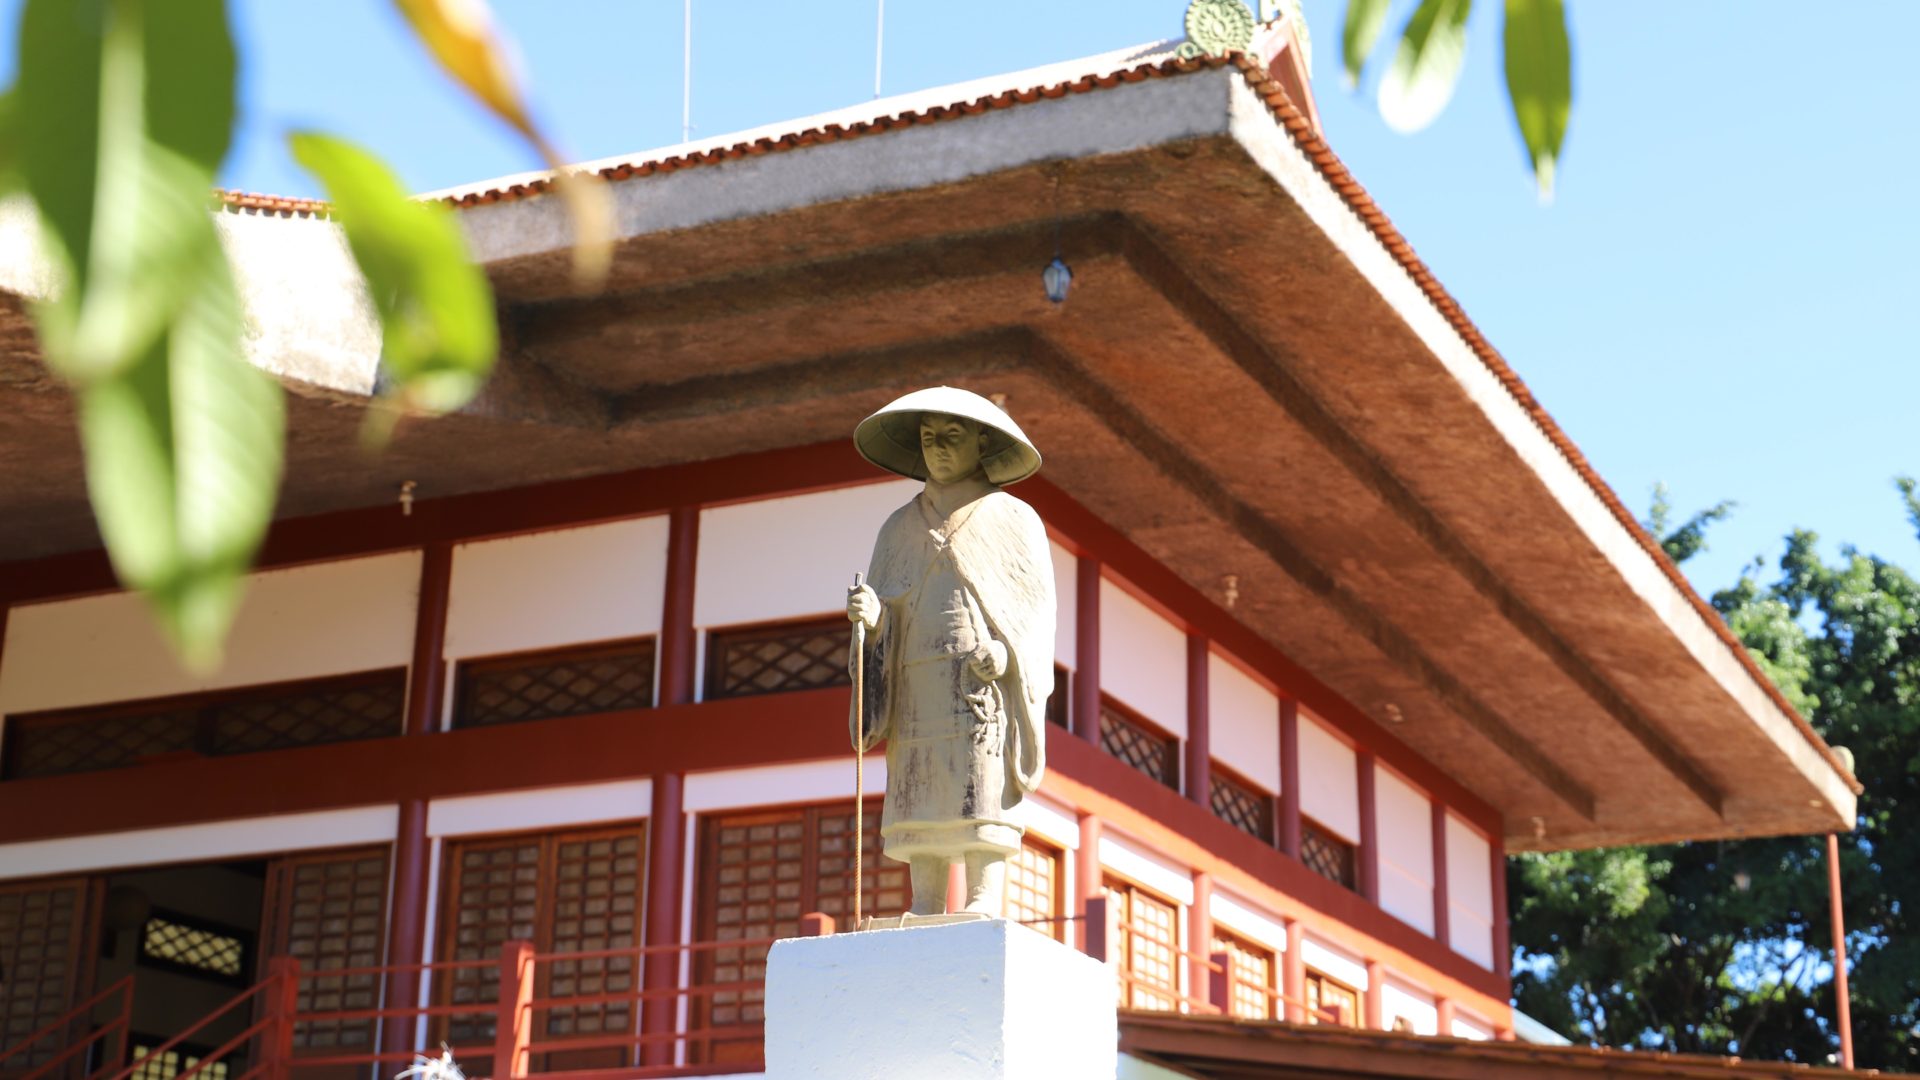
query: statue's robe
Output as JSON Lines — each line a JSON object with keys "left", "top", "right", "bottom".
{"left": 852, "top": 486, "right": 1055, "bottom": 862}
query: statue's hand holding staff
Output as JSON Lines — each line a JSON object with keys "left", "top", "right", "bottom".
{"left": 847, "top": 582, "right": 881, "bottom": 632}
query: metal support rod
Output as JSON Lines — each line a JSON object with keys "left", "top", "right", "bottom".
{"left": 681, "top": 0, "right": 693, "bottom": 142}
{"left": 873, "top": 0, "right": 885, "bottom": 99}
{"left": 851, "top": 572, "right": 868, "bottom": 928}
{"left": 1828, "top": 832, "right": 1854, "bottom": 1069}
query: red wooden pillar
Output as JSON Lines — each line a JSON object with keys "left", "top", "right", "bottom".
{"left": 1189, "top": 871, "right": 1213, "bottom": 1008}
{"left": 656, "top": 507, "right": 700, "bottom": 708}
{"left": 642, "top": 507, "right": 698, "bottom": 1066}
{"left": 1075, "top": 813, "right": 1104, "bottom": 953}
{"left": 1278, "top": 700, "right": 1301, "bottom": 859}
{"left": 1490, "top": 831, "right": 1510, "bottom": 973}
{"left": 1282, "top": 918, "right": 1306, "bottom": 1023}
{"left": 1431, "top": 803, "right": 1451, "bottom": 950}
{"left": 381, "top": 543, "right": 451, "bottom": 1062}
{"left": 1184, "top": 636, "right": 1210, "bottom": 807}
{"left": 1074, "top": 557, "right": 1102, "bottom": 746}
{"left": 641, "top": 774, "right": 685, "bottom": 1066}
{"left": 1363, "top": 959, "right": 1383, "bottom": 1030}
{"left": 494, "top": 940, "right": 535, "bottom": 1080}
{"left": 1436, "top": 997, "right": 1456, "bottom": 1038}
{"left": 1357, "top": 751, "right": 1379, "bottom": 905}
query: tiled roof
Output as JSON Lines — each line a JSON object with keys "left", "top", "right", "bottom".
{"left": 209, "top": 50, "right": 1857, "bottom": 794}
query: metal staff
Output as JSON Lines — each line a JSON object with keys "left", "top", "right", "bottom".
{"left": 850, "top": 571, "right": 867, "bottom": 929}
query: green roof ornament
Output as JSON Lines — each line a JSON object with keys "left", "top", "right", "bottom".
{"left": 1177, "top": 0, "right": 1256, "bottom": 61}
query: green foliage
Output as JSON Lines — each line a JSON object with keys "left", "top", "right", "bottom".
{"left": 1341, "top": 0, "right": 1572, "bottom": 195}
{"left": 0, "top": 0, "right": 549, "bottom": 668}
{"left": 1377, "top": 0, "right": 1473, "bottom": 134}
{"left": 289, "top": 132, "right": 497, "bottom": 426}
{"left": 1501, "top": 0, "right": 1570, "bottom": 198}
{"left": 10, "top": 0, "right": 281, "bottom": 669}
{"left": 1644, "top": 481, "right": 1737, "bottom": 566}
{"left": 1511, "top": 482, "right": 1920, "bottom": 1070}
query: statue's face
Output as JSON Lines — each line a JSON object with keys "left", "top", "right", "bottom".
{"left": 919, "top": 412, "right": 988, "bottom": 484}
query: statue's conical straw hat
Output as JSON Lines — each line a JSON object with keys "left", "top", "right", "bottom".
{"left": 853, "top": 386, "right": 1042, "bottom": 486}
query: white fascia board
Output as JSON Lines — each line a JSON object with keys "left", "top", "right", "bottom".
{"left": 0, "top": 805, "right": 398, "bottom": 880}
{"left": 1222, "top": 74, "right": 1855, "bottom": 822}
{"left": 428, "top": 779, "right": 654, "bottom": 838}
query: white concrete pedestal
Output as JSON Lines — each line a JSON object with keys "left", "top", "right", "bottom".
{"left": 764, "top": 919, "right": 1116, "bottom": 1079}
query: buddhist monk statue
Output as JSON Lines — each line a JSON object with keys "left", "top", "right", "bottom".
{"left": 845, "top": 387, "right": 1056, "bottom": 919}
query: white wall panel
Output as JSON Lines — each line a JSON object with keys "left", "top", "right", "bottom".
{"left": 694, "top": 481, "right": 918, "bottom": 630}
{"left": 1300, "top": 937, "right": 1367, "bottom": 991}
{"left": 684, "top": 757, "right": 887, "bottom": 814}
{"left": 1010, "top": 791, "right": 1080, "bottom": 850}
{"left": 1376, "top": 770, "right": 1434, "bottom": 935}
{"left": 1099, "top": 580, "right": 1186, "bottom": 735}
{"left": 1209, "top": 891, "right": 1287, "bottom": 953}
{"left": 1051, "top": 542, "right": 1078, "bottom": 669}
{"left": 1297, "top": 714, "right": 1358, "bottom": 841}
{"left": 1447, "top": 815, "right": 1495, "bottom": 968}
{"left": 0, "top": 553, "right": 420, "bottom": 716}
{"left": 1382, "top": 979, "right": 1438, "bottom": 1035}
{"left": 0, "top": 806, "right": 398, "bottom": 880}
{"left": 1209, "top": 653, "right": 1278, "bottom": 792}
{"left": 1451, "top": 1012, "right": 1493, "bottom": 1041}
{"left": 428, "top": 779, "right": 653, "bottom": 837}
{"left": 445, "top": 518, "right": 669, "bottom": 660}
{"left": 1099, "top": 833, "right": 1193, "bottom": 906}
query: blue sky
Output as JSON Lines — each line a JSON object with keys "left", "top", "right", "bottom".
{"left": 8, "top": 1, "right": 1918, "bottom": 597}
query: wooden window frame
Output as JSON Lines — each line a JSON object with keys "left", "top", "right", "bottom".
{"left": 1299, "top": 815, "right": 1359, "bottom": 892}
{"left": 449, "top": 635, "right": 658, "bottom": 730}
{"left": 136, "top": 906, "right": 255, "bottom": 988}
{"left": 1102, "top": 874, "right": 1182, "bottom": 1013}
{"left": 701, "top": 615, "right": 853, "bottom": 702}
{"left": 1209, "top": 925, "right": 1279, "bottom": 1021}
{"left": 1, "top": 668, "right": 407, "bottom": 781}
{"left": 1207, "top": 760, "right": 1276, "bottom": 845}
{"left": 1304, "top": 968, "right": 1361, "bottom": 1027}
{"left": 1005, "top": 835, "right": 1066, "bottom": 941}
{"left": 1097, "top": 694, "right": 1182, "bottom": 791}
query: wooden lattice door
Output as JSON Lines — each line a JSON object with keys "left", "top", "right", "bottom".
{"left": 260, "top": 849, "right": 391, "bottom": 1080}
{"left": 435, "top": 826, "right": 645, "bottom": 1073}
{"left": 689, "top": 800, "right": 907, "bottom": 1066}
{"left": 0, "top": 877, "right": 94, "bottom": 1076}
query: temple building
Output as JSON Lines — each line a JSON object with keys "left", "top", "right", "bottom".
{"left": 0, "top": 11, "right": 1862, "bottom": 1080}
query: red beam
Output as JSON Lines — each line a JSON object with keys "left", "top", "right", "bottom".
{"left": 0, "top": 442, "right": 879, "bottom": 607}
{"left": 1490, "top": 832, "right": 1510, "bottom": 980}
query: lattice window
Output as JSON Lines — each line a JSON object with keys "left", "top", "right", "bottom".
{"left": 454, "top": 639, "right": 656, "bottom": 729}
{"left": 1210, "top": 767, "right": 1275, "bottom": 844}
{"left": 140, "top": 911, "right": 249, "bottom": 983}
{"left": 1105, "top": 878, "right": 1178, "bottom": 1012}
{"left": 1209, "top": 928, "right": 1277, "bottom": 1020}
{"left": 1099, "top": 699, "right": 1179, "bottom": 789}
{"left": 129, "top": 1039, "right": 231, "bottom": 1080}
{"left": 0, "top": 879, "right": 88, "bottom": 1067}
{"left": 693, "top": 801, "right": 906, "bottom": 1065}
{"left": 264, "top": 849, "right": 390, "bottom": 1053}
{"left": 1305, "top": 970, "right": 1360, "bottom": 1027}
{"left": 703, "top": 618, "right": 851, "bottom": 700}
{"left": 434, "top": 826, "right": 645, "bottom": 1060}
{"left": 2, "top": 670, "right": 405, "bottom": 780}
{"left": 1005, "top": 836, "right": 1063, "bottom": 940}
{"left": 1300, "top": 818, "right": 1358, "bottom": 891}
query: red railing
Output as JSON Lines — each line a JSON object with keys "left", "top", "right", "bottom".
{"left": 0, "top": 975, "right": 133, "bottom": 1080}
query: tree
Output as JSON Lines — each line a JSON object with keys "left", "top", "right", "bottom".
{"left": 1509, "top": 481, "right": 1920, "bottom": 1070}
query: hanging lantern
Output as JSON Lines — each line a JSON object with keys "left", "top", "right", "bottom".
{"left": 1042, "top": 257, "right": 1073, "bottom": 305}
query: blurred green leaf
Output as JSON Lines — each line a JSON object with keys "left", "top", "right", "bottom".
{"left": 288, "top": 131, "right": 497, "bottom": 422}
{"left": 11, "top": 0, "right": 278, "bottom": 669}
{"left": 1503, "top": 0, "right": 1572, "bottom": 198}
{"left": 16, "top": 0, "right": 236, "bottom": 381}
{"left": 78, "top": 249, "right": 284, "bottom": 671}
{"left": 1378, "top": 0, "right": 1473, "bottom": 134}
{"left": 1341, "top": 0, "right": 1393, "bottom": 87}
